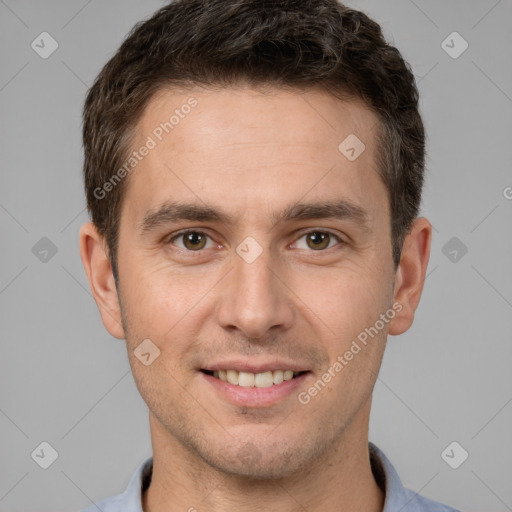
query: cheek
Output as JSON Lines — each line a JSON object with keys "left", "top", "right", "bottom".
{"left": 296, "top": 262, "right": 391, "bottom": 399}
{"left": 119, "top": 260, "right": 216, "bottom": 367}
{"left": 120, "top": 257, "right": 182, "bottom": 331}
{"left": 300, "top": 261, "right": 388, "bottom": 337}
{"left": 305, "top": 275, "right": 388, "bottom": 412}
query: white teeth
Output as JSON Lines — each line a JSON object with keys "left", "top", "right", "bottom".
{"left": 273, "top": 370, "right": 284, "bottom": 385}
{"left": 255, "top": 371, "right": 274, "bottom": 388}
{"left": 283, "top": 370, "right": 294, "bottom": 381}
{"left": 238, "top": 371, "right": 255, "bottom": 387}
{"left": 209, "top": 369, "right": 302, "bottom": 387}
{"left": 226, "top": 370, "right": 239, "bottom": 385}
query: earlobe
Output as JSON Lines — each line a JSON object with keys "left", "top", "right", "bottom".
{"left": 388, "top": 217, "right": 432, "bottom": 336}
{"left": 79, "top": 222, "right": 125, "bottom": 339}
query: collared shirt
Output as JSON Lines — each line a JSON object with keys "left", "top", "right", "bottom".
{"left": 79, "top": 443, "right": 460, "bottom": 512}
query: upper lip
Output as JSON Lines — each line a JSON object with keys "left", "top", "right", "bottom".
{"left": 201, "top": 359, "right": 310, "bottom": 374}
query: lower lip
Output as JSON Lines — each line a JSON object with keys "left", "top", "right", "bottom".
{"left": 200, "top": 371, "right": 310, "bottom": 407}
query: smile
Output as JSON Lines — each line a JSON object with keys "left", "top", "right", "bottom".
{"left": 201, "top": 369, "right": 306, "bottom": 388}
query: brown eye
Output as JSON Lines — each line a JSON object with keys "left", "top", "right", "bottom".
{"left": 294, "top": 231, "right": 341, "bottom": 251}
{"left": 306, "top": 232, "right": 330, "bottom": 250}
{"left": 183, "top": 232, "right": 206, "bottom": 250}
{"left": 171, "top": 231, "right": 213, "bottom": 251}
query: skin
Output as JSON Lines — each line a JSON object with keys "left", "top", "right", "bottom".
{"left": 80, "top": 85, "right": 431, "bottom": 512}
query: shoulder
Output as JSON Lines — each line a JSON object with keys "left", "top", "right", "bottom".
{"left": 369, "top": 443, "right": 460, "bottom": 512}
{"left": 79, "top": 493, "right": 125, "bottom": 512}
{"left": 400, "top": 487, "right": 461, "bottom": 512}
{"left": 77, "top": 457, "right": 153, "bottom": 512}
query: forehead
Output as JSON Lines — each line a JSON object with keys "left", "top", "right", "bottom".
{"left": 120, "top": 85, "right": 387, "bottom": 231}
{"left": 141, "top": 85, "right": 378, "bottom": 155}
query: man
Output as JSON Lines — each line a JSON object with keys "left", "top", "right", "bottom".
{"left": 78, "top": 1, "right": 459, "bottom": 510}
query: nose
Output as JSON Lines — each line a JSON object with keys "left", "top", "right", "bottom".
{"left": 215, "top": 245, "right": 294, "bottom": 340}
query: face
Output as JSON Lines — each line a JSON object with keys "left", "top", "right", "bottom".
{"left": 111, "top": 86, "right": 400, "bottom": 478}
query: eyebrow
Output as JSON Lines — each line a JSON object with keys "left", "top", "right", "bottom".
{"left": 137, "top": 199, "right": 371, "bottom": 236}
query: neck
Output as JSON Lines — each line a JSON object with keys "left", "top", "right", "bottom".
{"left": 142, "top": 400, "right": 384, "bottom": 512}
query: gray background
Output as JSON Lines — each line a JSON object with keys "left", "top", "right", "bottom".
{"left": 1, "top": 0, "right": 511, "bottom": 511}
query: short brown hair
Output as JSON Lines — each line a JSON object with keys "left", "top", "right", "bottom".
{"left": 83, "top": 0, "right": 425, "bottom": 282}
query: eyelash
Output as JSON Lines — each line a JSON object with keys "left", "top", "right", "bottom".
{"left": 166, "top": 229, "right": 345, "bottom": 255}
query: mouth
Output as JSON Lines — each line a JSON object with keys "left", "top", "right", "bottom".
{"left": 200, "top": 369, "right": 309, "bottom": 388}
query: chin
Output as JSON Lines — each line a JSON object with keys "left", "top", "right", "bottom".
{"left": 197, "top": 439, "right": 308, "bottom": 480}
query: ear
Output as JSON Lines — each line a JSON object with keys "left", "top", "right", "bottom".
{"left": 79, "top": 221, "right": 125, "bottom": 339}
{"left": 388, "top": 217, "right": 432, "bottom": 336}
